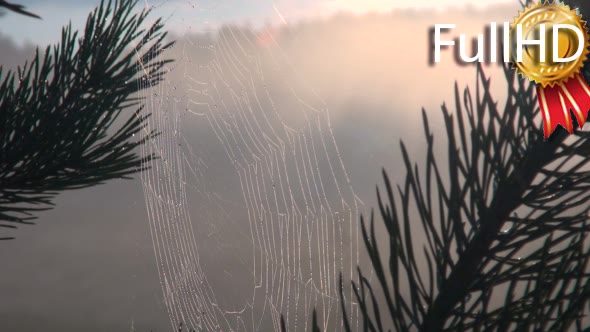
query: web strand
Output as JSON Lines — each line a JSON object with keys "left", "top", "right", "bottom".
{"left": 137, "top": 14, "right": 362, "bottom": 331}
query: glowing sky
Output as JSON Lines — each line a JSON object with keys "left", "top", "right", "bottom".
{"left": 0, "top": 0, "right": 517, "bottom": 46}
{"left": 305, "top": 0, "right": 509, "bottom": 14}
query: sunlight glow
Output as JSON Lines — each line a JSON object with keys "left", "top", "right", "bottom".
{"left": 304, "top": 0, "right": 514, "bottom": 15}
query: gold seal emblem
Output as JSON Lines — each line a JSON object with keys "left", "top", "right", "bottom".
{"left": 510, "top": 1, "right": 590, "bottom": 88}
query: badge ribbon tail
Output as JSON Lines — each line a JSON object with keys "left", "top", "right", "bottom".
{"left": 537, "top": 73, "right": 590, "bottom": 139}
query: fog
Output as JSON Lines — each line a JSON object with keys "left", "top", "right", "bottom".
{"left": 0, "top": 3, "right": 521, "bottom": 331}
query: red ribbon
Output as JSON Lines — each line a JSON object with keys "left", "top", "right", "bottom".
{"left": 537, "top": 73, "right": 590, "bottom": 138}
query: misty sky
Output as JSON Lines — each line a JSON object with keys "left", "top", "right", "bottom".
{"left": 1, "top": 0, "right": 517, "bottom": 46}
{"left": 0, "top": 1, "right": 525, "bottom": 331}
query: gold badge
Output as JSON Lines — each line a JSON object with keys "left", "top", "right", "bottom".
{"left": 510, "top": 1, "right": 590, "bottom": 88}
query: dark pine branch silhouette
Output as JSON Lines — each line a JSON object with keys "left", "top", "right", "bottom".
{"left": 0, "top": 0, "right": 40, "bottom": 19}
{"left": 291, "top": 7, "right": 590, "bottom": 332}
{"left": 348, "top": 63, "right": 589, "bottom": 331}
{"left": 0, "top": 0, "right": 174, "bottom": 239}
{"left": 372, "top": 57, "right": 587, "bottom": 330}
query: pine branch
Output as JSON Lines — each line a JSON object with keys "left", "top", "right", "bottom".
{"left": 0, "top": 0, "right": 174, "bottom": 235}
{"left": 0, "top": 1, "right": 40, "bottom": 19}
{"left": 340, "top": 59, "right": 590, "bottom": 330}
{"left": 420, "top": 124, "right": 568, "bottom": 329}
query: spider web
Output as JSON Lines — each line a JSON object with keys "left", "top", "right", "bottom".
{"left": 136, "top": 2, "right": 363, "bottom": 331}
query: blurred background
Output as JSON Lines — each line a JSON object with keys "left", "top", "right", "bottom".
{"left": 0, "top": 0, "right": 521, "bottom": 331}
